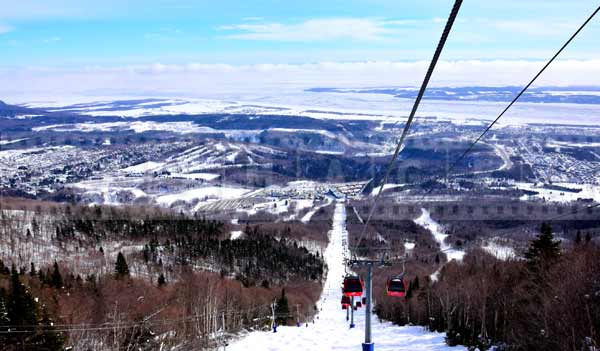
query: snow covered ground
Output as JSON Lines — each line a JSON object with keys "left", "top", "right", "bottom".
{"left": 229, "top": 202, "right": 466, "bottom": 351}
{"left": 414, "top": 208, "right": 465, "bottom": 262}
{"left": 121, "top": 161, "right": 165, "bottom": 173}
{"left": 515, "top": 182, "right": 600, "bottom": 203}
{"left": 33, "top": 121, "right": 217, "bottom": 134}
{"left": 414, "top": 208, "right": 465, "bottom": 283}
{"left": 404, "top": 242, "right": 416, "bottom": 255}
{"left": 156, "top": 186, "right": 252, "bottom": 207}
{"left": 300, "top": 196, "right": 333, "bottom": 223}
{"left": 370, "top": 183, "right": 406, "bottom": 197}
{"left": 230, "top": 230, "right": 244, "bottom": 240}
{"left": 482, "top": 240, "right": 516, "bottom": 261}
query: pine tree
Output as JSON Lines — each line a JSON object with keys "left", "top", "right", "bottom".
{"left": 143, "top": 245, "right": 150, "bottom": 263}
{"left": 51, "top": 261, "right": 63, "bottom": 288}
{"left": 575, "top": 230, "right": 582, "bottom": 244}
{"left": 38, "top": 269, "right": 46, "bottom": 286}
{"left": 94, "top": 205, "right": 102, "bottom": 218}
{"left": 585, "top": 232, "right": 592, "bottom": 244}
{"left": 115, "top": 252, "right": 130, "bottom": 278}
{"left": 157, "top": 273, "right": 166, "bottom": 287}
{"left": 34, "top": 307, "right": 64, "bottom": 351}
{"left": 0, "top": 288, "right": 8, "bottom": 321}
{"left": 275, "top": 289, "right": 290, "bottom": 325}
{"left": 0, "top": 289, "right": 9, "bottom": 345}
{"left": 30, "top": 262, "right": 36, "bottom": 277}
{"left": 7, "top": 264, "right": 39, "bottom": 328}
{"left": 0, "top": 289, "right": 8, "bottom": 321}
{"left": 406, "top": 280, "right": 414, "bottom": 299}
{"left": 525, "top": 222, "right": 561, "bottom": 269}
{"left": 0, "top": 260, "right": 8, "bottom": 275}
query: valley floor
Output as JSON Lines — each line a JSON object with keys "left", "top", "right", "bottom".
{"left": 228, "top": 201, "right": 466, "bottom": 351}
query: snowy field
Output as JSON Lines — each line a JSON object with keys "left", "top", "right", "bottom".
{"left": 515, "top": 182, "right": 600, "bottom": 203}
{"left": 229, "top": 202, "right": 466, "bottom": 351}
{"left": 19, "top": 91, "right": 600, "bottom": 126}
{"left": 156, "top": 186, "right": 253, "bottom": 206}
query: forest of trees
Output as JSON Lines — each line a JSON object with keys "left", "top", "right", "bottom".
{"left": 164, "top": 224, "right": 324, "bottom": 285}
{"left": 374, "top": 223, "right": 600, "bottom": 351}
{"left": 0, "top": 262, "right": 64, "bottom": 350}
{"left": 53, "top": 211, "right": 325, "bottom": 286}
{"left": 0, "top": 200, "right": 326, "bottom": 350}
{"left": 0, "top": 255, "right": 321, "bottom": 350}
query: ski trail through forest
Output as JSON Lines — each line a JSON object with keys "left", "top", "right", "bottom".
{"left": 229, "top": 201, "right": 466, "bottom": 351}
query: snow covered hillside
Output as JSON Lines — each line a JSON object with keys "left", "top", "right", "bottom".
{"left": 414, "top": 208, "right": 465, "bottom": 262}
{"left": 229, "top": 202, "right": 466, "bottom": 351}
{"left": 119, "top": 141, "right": 285, "bottom": 175}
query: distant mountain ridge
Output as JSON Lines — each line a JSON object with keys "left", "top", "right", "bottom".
{"left": 0, "top": 99, "right": 43, "bottom": 116}
{"left": 306, "top": 86, "right": 600, "bottom": 105}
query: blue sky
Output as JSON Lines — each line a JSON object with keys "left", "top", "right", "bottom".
{"left": 0, "top": 1, "right": 599, "bottom": 100}
{"left": 1, "top": 0, "right": 599, "bottom": 67}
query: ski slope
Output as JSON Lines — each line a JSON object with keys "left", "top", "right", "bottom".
{"left": 414, "top": 209, "right": 465, "bottom": 262}
{"left": 229, "top": 201, "right": 466, "bottom": 351}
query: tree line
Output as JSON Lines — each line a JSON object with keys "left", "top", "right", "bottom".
{"left": 374, "top": 223, "right": 600, "bottom": 351}
{"left": 0, "top": 200, "right": 326, "bottom": 349}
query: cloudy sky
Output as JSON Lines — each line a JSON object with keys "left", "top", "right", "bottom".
{"left": 1, "top": 0, "right": 599, "bottom": 100}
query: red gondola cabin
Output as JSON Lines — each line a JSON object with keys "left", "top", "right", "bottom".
{"left": 386, "top": 276, "right": 407, "bottom": 297}
{"left": 343, "top": 275, "right": 364, "bottom": 297}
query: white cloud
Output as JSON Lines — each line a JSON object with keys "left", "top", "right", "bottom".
{"left": 219, "top": 18, "right": 400, "bottom": 42}
{"left": 216, "top": 15, "right": 595, "bottom": 44}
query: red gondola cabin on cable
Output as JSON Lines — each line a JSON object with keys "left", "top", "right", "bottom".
{"left": 386, "top": 276, "right": 407, "bottom": 297}
{"left": 341, "top": 295, "right": 351, "bottom": 309}
{"left": 343, "top": 275, "right": 364, "bottom": 297}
